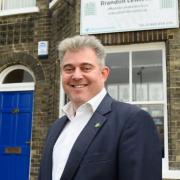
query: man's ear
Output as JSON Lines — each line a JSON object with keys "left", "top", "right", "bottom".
{"left": 101, "top": 66, "right": 110, "bottom": 81}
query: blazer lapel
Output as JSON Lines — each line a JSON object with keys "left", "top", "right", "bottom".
{"left": 47, "top": 116, "right": 69, "bottom": 150}
{"left": 42, "top": 116, "right": 69, "bottom": 180}
{"left": 60, "top": 94, "right": 113, "bottom": 180}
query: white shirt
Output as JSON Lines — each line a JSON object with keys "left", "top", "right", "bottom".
{"left": 52, "top": 88, "right": 107, "bottom": 180}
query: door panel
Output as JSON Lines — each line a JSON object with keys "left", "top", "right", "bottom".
{"left": 0, "top": 91, "right": 33, "bottom": 180}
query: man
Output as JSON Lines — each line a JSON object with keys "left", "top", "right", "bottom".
{"left": 39, "top": 35, "right": 162, "bottom": 180}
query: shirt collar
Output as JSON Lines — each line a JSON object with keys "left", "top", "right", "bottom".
{"left": 62, "top": 88, "right": 107, "bottom": 120}
{"left": 87, "top": 88, "right": 107, "bottom": 112}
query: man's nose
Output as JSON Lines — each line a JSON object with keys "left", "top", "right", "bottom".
{"left": 72, "top": 68, "right": 83, "bottom": 79}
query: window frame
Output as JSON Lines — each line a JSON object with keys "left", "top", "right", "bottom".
{"left": 0, "top": 65, "right": 35, "bottom": 91}
{"left": 105, "top": 42, "right": 171, "bottom": 178}
{"left": 49, "top": 0, "right": 59, "bottom": 9}
{"left": 59, "top": 42, "right": 180, "bottom": 178}
{"left": 0, "top": 0, "right": 39, "bottom": 16}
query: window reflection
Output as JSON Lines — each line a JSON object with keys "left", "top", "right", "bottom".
{"left": 3, "top": 69, "right": 34, "bottom": 83}
{"left": 105, "top": 47, "right": 165, "bottom": 158}
{"left": 106, "top": 52, "right": 129, "bottom": 102}
{"left": 137, "top": 104, "right": 164, "bottom": 157}
{"left": 132, "top": 50, "right": 163, "bottom": 101}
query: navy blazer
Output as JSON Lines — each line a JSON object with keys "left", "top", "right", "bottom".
{"left": 39, "top": 94, "right": 162, "bottom": 180}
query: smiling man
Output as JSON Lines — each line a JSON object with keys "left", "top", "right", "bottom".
{"left": 62, "top": 46, "right": 109, "bottom": 109}
{"left": 38, "top": 35, "right": 162, "bottom": 180}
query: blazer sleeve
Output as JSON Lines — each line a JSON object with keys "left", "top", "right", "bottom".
{"left": 118, "top": 109, "right": 162, "bottom": 180}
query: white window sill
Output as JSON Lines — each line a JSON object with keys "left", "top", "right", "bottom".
{"left": 49, "top": 0, "right": 59, "bottom": 9}
{"left": 163, "top": 170, "right": 180, "bottom": 179}
{"left": 0, "top": 7, "right": 39, "bottom": 16}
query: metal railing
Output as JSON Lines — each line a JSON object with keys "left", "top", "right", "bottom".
{"left": 0, "top": 0, "right": 36, "bottom": 10}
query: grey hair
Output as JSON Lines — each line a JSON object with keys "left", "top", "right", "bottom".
{"left": 58, "top": 35, "right": 106, "bottom": 66}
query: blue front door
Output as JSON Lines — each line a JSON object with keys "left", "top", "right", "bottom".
{"left": 0, "top": 91, "right": 33, "bottom": 180}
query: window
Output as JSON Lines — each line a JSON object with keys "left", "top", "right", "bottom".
{"left": 0, "top": 0, "right": 38, "bottom": 16}
{"left": 0, "top": 0, "right": 36, "bottom": 10}
{"left": 3, "top": 69, "right": 34, "bottom": 83}
{"left": 105, "top": 42, "right": 168, "bottom": 172}
{"left": 0, "top": 65, "right": 35, "bottom": 91}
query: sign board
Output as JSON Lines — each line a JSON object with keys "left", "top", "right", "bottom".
{"left": 80, "top": 0, "right": 179, "bottom": 35}
{"left": 38, "top": 41, "right": 48, "bottom": 56}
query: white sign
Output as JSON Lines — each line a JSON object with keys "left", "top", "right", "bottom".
{"left": 38, "top": 41, "right": 48, "bottom": 56}
{"left": 80, "top": 0, "right": 179, "bottom": 35}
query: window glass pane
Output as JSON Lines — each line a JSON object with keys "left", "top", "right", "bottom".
{"left": 3, "top": 69, "right": 34, "bottom": 83}
{"left": 2, "top": 0, "right": 36, "bottom": 10}
{"left": 105, "top": 45, "right": 165, "bottom": 161}
{"left": 106, "top": 52, "right": 129, "bottom": 101}
{"left": 137, "top": 104, "right": 164, "bottom": 158}
{"left": 132, "top": 50, "right": 163, "bottom": 101}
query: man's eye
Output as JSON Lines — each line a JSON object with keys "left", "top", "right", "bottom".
{"left": 63, "top": 67, "right": 74, "bottom": 73}
{"left": 81, "top": 66, "right": 93, "bottom": 72}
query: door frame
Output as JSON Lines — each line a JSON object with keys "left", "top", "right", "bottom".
{"left": 0, "top": 65, "right": 35, "bottom": 179}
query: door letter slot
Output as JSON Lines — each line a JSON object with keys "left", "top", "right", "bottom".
{"left": 5, "top": 147, "right": 22, "bottom": 154}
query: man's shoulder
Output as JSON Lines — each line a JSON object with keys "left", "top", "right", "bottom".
{"left": 99, "top": 94, "right": 142, "bottom": 115}
{"left": 109, "top": 96, "right": 141, "bottom": 113}
{"left": 109, "top": 99, "right": 154, "bottom": 128}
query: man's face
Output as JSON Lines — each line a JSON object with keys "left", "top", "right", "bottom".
{"left": 61, "top": 47, "right": 109, "bottom": 108}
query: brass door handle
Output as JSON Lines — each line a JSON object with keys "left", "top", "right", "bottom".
{"left": 11, "top": 108, "right": 19, "bottom": 114}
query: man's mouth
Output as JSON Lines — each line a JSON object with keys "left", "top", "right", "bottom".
{"left": 71, "top": 84, "right": 87, "bottom": 88}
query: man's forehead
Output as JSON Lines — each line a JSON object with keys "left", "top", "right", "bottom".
{"left": 62, "top": 62, "right": 95, "bottom": 67}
